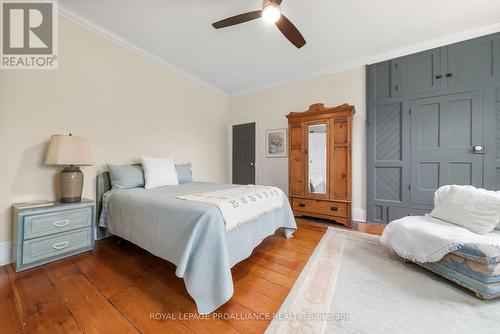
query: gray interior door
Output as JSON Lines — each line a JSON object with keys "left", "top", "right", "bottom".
{"left": 232, "top": 123, "right": 256, "bottom": 185}
{"left": 410, "top": 91, "right": 484, "bottom": 205}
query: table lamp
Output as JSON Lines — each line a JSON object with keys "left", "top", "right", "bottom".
{"left": 45, "top": 134, "right": 92, "bottom": 203}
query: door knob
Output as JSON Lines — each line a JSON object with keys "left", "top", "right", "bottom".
{"left": 250, "top": 162, "right": 255, "bottom": 167}
{"left": 473, "top": 145, "right": 485, "bottom": 154}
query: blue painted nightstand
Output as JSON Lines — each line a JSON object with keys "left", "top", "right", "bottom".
{"left": 12, "top": 199, "right": 95, "bottom": 272}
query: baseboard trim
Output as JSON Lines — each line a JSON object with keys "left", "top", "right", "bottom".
{"left": 0, "top": 242, "right": 12, "bottom": 266}
{"left": 352, "top": 208, "right": 366, "bottom": 223}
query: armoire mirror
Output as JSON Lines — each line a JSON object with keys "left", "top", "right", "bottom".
{"left": 307, "top": 123, "right": 327, "bottom": 194}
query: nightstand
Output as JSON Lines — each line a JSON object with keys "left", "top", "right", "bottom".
{"left": 12, "top": 199, "right": 95, "bottom": 272}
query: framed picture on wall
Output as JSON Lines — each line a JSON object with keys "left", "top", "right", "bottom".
{"left": 266, "top": 129, "right": 287, "bottom": 158}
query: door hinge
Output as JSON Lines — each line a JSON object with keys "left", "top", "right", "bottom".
{"left": 408, "top": 184, "right": 411, "bottom": 190}
{"left": 409, "top": 108, "right": 411, "bottom": 116}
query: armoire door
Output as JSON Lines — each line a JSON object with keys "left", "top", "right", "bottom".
{"left": 306, "top": 121, "right": 329, "bottom": 198}
{"left": 289, "top": 123, "right": 305, "bottom": 196}
{"left": 410, "top": 91, "right": 484, "bottom": 205}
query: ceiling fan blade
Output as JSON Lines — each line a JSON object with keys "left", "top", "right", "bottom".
{"left": 212, "top": 10, "right": 262, "bottom": 29}
{"left": 275, "top": 14, "right": 306, "bottom": 49}
{"left": 270, "top": 0, "right": 283, "bottom": 4}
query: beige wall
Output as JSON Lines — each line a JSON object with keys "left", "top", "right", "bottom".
{"left": 0, "top": 14, "right": 368, "bottom": 259}
{"left": 228, "top": 67, "right": 367, "bottom": 221}
{"left": 0, "top": 17, "right": 229, "bottom": 245}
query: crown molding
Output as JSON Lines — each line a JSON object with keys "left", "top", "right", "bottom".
{"left": 230, "top": 22, "right": 500, "bottom": 98}
{"left": 56, "top": 3, "right": 229, "bottom": 98}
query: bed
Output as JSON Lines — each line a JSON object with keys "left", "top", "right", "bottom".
{"left": 96, "top": 172, "right": 297, "bottom": 314}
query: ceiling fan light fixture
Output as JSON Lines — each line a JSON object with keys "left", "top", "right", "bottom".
{"left": 262, "top": 3, "right": 281, "bottom": 24}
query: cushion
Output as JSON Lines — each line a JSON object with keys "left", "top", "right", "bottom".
{"left": 454, "top": 244, "right": 500, "bottom": 265}
{"left": 176, "top": 163, "right": 193, "bottom": 183}
{"left": 141, "top": 157, "right": 179, "bottom": 189}
{"left": 434, "top": 185, "right": 500, "bottom": 231}
{"left": 430, "top": 185, "right": 500, "bottom": 234}
{"left": 425, "top": 252, "right": 500, "bottom": 285}
{"left": 107, "top": 164, "right": 144, "bottom": 190}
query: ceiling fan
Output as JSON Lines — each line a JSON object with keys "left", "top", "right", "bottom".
{"left": 212, "top": 0, "right": 306, "bottom": 49}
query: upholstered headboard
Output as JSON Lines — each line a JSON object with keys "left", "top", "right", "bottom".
{"left": 95, "top": 171, "right": 111, "bottom": 239}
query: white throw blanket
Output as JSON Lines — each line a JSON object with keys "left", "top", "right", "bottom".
{"left": 380, "top": 214, "right": 500, "bottom": 263}
{"left": 177, "top": 185, "right": 284, "bottom": 232}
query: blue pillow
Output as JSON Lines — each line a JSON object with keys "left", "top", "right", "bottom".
{"left": 176, "top": 163, "right": 192, "bottom": 183}
{"left": 107, "top": 164, "right": 145, "bottom": 190}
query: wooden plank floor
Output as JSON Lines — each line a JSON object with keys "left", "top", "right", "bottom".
{"left": 1, "top": 219, "right": 378, "bottom": 334}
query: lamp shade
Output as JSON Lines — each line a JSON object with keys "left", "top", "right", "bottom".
{"left": 45, "top": 134, "right": 92, "bottom": 166}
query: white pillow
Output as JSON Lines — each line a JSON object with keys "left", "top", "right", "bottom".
{"left": 434, "top": 185, "right": 500, "bottom": 231}
{"left": 430, "top": 185, "right": 500, "bottom": 234}
{"left": 141, "top": 157, "right": 179, "bottom": 189}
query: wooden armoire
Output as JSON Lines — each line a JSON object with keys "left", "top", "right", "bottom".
{"left": 286, "top": 103, "right": 355, "bottom": 227}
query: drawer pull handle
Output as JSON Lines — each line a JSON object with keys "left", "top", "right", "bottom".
{"left": 298, "top": 203, "right": 306, "bottom": 208}
{"left": 53, "top": 220, "right": 69, "bottom": 227}
{"left": 330, "top": 207, "right": 338, "bottom": 211}
{"left": 52, "top": 241, "right": 69, "bottom": 250}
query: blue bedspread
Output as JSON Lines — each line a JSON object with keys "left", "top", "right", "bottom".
{"left": 100, "top": 182, "right": 297, "bottom": 314}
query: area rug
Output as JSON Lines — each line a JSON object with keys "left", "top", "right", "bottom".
{"left": 265, "top": 227, "right": 500, "bottom": 334}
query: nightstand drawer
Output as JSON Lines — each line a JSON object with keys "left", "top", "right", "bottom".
{"left": 22, "top": 228, "right": 92, "bottom": 265}
{"left": 23, "top": 208, "right": 92, "bottom": 240}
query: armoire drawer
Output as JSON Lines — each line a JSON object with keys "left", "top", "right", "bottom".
{"left": 292, "top": 198, "right": 347, "bottom": 218}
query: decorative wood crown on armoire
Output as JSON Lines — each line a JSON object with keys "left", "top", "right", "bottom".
{"left": 286, "top": 103, "right": 355, "bottom": 227}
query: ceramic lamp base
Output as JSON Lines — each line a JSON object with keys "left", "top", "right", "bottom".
{"left": 60, "top": 166, "right": 83, "bottom": 203}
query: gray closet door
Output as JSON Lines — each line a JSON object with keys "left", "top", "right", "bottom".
{"left": 447, "top": 34, "right": 500, "bottom": 89}
{"left": 497, "top": 88, "right": 500, "bottom": 190}
{"left": 392, "top": 48, "right": 443, "bottom": 96}
{"left": 367, "top": 32, "right": 500, "bottom": 225}
{"left": 410, "top": 91, "right": 484, "bottom": 205}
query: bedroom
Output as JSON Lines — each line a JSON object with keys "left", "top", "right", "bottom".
{"left": 1, "top": 0, "right": 500, "bottom": 333}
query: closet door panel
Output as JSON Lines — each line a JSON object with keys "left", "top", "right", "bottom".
{"left": 496, "top": 88, "right": 500, "bottom": 190}
{"left": 375, "top": 61, "right": 392, "bottom": 100}
{"left": 410, "top": 91, "right": 484, "bottom": 206}
{"left": 392, "top": 49, "right": 443, "bottom": 96}
{"left": 367, "top": 101, "right": 405, "bottom": 224}
{"left": 387, "top": 207, "right": 430, "bottom": 222}
{"left": 447, "top": 34, "right": 500, "bottom": 89}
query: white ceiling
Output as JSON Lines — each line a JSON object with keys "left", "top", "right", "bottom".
{"left": 58, "top": 0, "right": 500, "bottom": 96}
